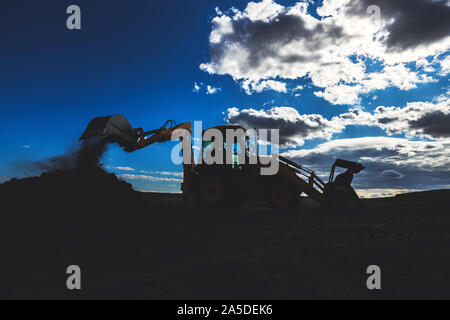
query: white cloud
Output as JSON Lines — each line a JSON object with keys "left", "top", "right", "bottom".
{"left": 440, "top": 55, "right": 450, "bottom": 76}
{"left": 242, "top": 79, "right": 287, "bottom": 94}
{"left": 281, "top": 136, "right": 450, "bottom": 190}
{"left": 312, "top": 63, "right": 436, "bottom": 105}
{"left": 227, "top": 106, "right": 345, "bottom": 146}
{"left": 140, "top": 170, "right": 183, "bottom": 177}
{"left": 369, "top": 99, "right": 450, "bottom": 139}
{"left": 193, "top": 82, "right": 221, "bottom": 94}
{"left": 314, "top": 84, "right": 362, "bottom": 105}
{"left": 381, "top": 170, "right": 405, "bottom": 179}
{"left": 335, "top": 98, "right": 450, "bottom": 139}
{"left": 115, "top": 166, "right": 135, "bottom": 172}
{"left": 118, "top": 174, "right": 182, "bottom": 183}
{"left": 434, "top": 89, "right": 450, "bottom": 103}
{"left": 206, "top": 85, "right": 221, "bottom": 95}
{"left": 201, "top": 0, "right": 450, "bottom": 101}
{"left": 238, "top": 0, "right": 285, "bottom": 23}
{"left": 136, "top": 189, "right": 181, "bottom": 194}
{"left": 262, "top": 99, "right": 275, "bottom": 106}
{"left": 283, "top": 137, "right": 450, "bottom": 170}
{"left": 227, "top": 93, "right": 450, "bottom": 145}
{"left": 22, "top": 145, "right": 31, "bottom": 149}
{"left": 416, "top": 58, "right": 430, "bottom": 68}
{"left": 193, "top": 82, "right": 202, "bottom": 92}
{"left": 357, "top": 189, "right": 418, "bottom": 199}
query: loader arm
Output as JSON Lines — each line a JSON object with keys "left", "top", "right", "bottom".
{"left": 80, "top": 115, "right": 193, "bottom": 153}
{"left": 128, "top": 121, "right": 195, "bottom": 202}
{"left": 130, "top": 121, "right": 193, "bottom": 152}
{"left": 80, "top": 115, "right": 195, "bottom": 200}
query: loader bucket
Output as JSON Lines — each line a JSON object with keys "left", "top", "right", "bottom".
{"left": 80, "top": 114, "right": 137, "bottom": 149}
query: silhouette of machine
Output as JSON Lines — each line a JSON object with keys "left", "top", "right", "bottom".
{"left": 81, "top": 115, "right": 364, "bottom": 210}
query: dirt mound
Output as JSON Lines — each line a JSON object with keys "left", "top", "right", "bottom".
{"left": 0, "top": 140, "right": 154, "bottom": 298}
{"left": 0, "top": 141, "right": 147, "bottom": 255}
{"left": 395, "top": 189, "right": 450, "bottom": 202}
{"left": 1, "top": 166, "right": 143, "bottom": 213}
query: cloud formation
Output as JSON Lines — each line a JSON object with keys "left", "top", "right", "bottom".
{"left": 118, "top": 174, "right": 183, "bottom": 183}
{"left": 282, "top": 137, "right": 450, "bottom": 190}
{"left": 440, "top": 55, "right": 450, "bottom": 75}
{"left": 346, "top": 0, "right": 450, "bottom": 50}
{"left": 139, "top": 170, "right": 183, "bottom": 177}
{"left": 353, "top": 99, "right": 450, "bottom": 139}
{"left": 201, "top": 0, "right": 450, "bottom": 102}
{"left": 206, "top": 85, "right": 221, "bottom": 95}
{"left": 227, "top": 106, "right": 344, "bottom": 146}
{"left": 313, "top": 64, "right": 437, "bottom": 105}
{"left": 193, "top": 82, "right": 221, "bottom": 94}
{"left": 357, "top": 188, "right": 418, "bottom": 198}
{"left": 115, "top": 166, "right": 135, "bottom": 172}
{"left": 381, "top": 170, "right": 404, "bottom": 179}
{"left": 226, "top": 95, "right": 450, "bottom": 145}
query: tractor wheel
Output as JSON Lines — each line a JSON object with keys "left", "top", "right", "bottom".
{"left": 267, "top": 181, "right": 300, "bottom": 212}
{"left": 195, "top": 177, "right": 228, "bottom": 211}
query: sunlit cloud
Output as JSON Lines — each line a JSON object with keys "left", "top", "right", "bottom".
{"left": 201, "top": 0, "right": 449, "bottom": 102}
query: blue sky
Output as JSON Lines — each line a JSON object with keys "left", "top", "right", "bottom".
{"left": 1, "top": 0, "right": 449, "bottom": 197}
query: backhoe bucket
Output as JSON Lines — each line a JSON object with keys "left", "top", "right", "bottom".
{"left": 80, "top": 114, "right": 137, "bottom": 149}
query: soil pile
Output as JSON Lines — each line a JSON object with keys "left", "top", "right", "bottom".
{"left": 0, "top": 140, "right": 146, "bottom": 252}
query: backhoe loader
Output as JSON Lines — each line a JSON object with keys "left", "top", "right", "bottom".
{"left": 80, "top": 114, "right": 365, "bottom": 211}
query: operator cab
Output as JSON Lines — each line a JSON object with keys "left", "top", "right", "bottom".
{"left": 193, "top": 125, "right": 263, "bottom": 208}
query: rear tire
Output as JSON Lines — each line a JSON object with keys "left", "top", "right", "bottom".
{"left": 267, "top": 181, "right": 300, "bottom": 212}
{"left": 325, "top": 185, "right": 362, "bottom": 212}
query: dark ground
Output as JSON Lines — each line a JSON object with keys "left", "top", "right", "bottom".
{"left": 1, "top": 168, "right": 450, "bottom": 299}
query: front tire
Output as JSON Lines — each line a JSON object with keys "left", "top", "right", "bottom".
{"left": 267, "top": 181, "right": 300, "bottom": 212}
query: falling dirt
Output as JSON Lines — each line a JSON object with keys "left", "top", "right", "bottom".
{"left": 31, "top": 138, "right": 108, "bottom": 172}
